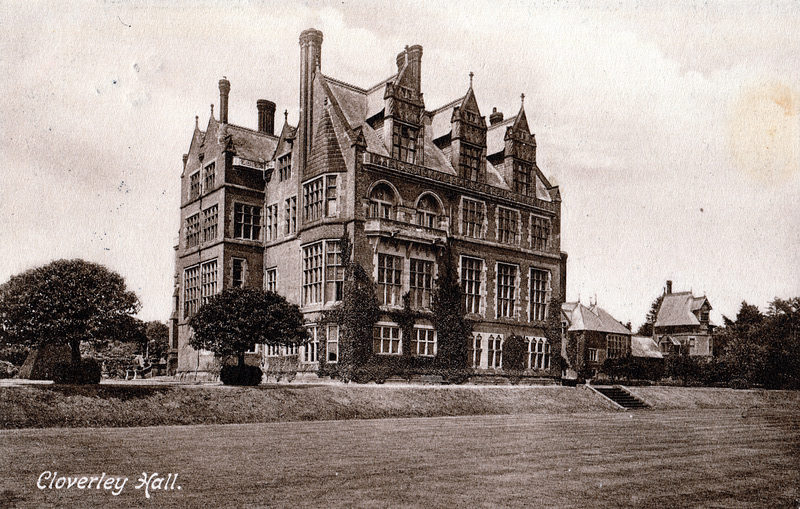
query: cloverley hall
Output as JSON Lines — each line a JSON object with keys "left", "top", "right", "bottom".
{"left": 168, "top": 28, "right": 568, "bottom": 382}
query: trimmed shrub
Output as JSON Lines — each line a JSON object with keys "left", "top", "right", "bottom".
{"left": 220, "top": 365, "right": 263, "bottom": 386}
{"left": 52, "top": 359, "right": 101, "bottom": 384}
{"left": 503, "top": 335, "right": 526, "bottom": 383}
{"left": 0, "top": 360, "right": 18, "bottom": 379}
{"left": 352, "top": 364, "right": 391, "bottom": 384}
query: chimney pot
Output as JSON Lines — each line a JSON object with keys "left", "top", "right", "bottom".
{"left": 666, "top": 280, "right": 673, "bottom": 294}
{"left": 489, "top": 107, "right": 504, "bottom": 125}
{"left": 218, "top": 78, "right": 230, "bottom": 124}
{"left": 257, "top": 99, "right": 276, "bottom": 135}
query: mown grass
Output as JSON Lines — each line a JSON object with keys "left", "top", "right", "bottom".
{"left": 1, "top": 410, "right": 798, "bottom": 508}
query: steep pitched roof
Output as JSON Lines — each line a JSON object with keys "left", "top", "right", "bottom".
{"left": 307, "top": 105, "right": 347, "bottom": 174}
{"left": 486, "top": 116, "right": 515, "bottom": 155}
{"left": 512, "top": 104, "right": 530, "bottom": 133}
{"left": 226, "top": 124, "right": 278, "bottom": 163}
{"left": 654, "top": 292, "right": 710, "bottom": 328}
{"left": 459, "top": 85, "right": 482, "bottom": 117}
{"left": 430, "top": 97, "right": 464, "bottom": 140}
{"left": 631, "top": 336, "right": 663, "bottom": 358}
{"left": 562, "top": 302, "right": 632, "bottom": 335}
{"left": 365, "top": 75, "right": 395, "bottom": 120}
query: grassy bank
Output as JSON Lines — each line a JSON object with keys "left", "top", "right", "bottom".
{"left": 1, "top": 383, "right": 798, "bottom": 429}
{"left": 631, "top": 385, "right": 800, "bottom": 410}
{"left": 0, "top": 384, "right": 614, "bottom": 429}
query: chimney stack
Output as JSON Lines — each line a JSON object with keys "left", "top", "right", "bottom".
{"left": 299, "top": 28, "right": 323, "bottom": 175}
{"left": 396, "top": 49, "right": 407, "bottom": 72}
{"left": 666, "top": 280, "right": 673, "bottom": 295}
{"left": 257, "top": 99, "right": 276, "bottom": 135}
{"left": 406, "top": 45, "right": 423, "bottom": 92}
{"left": 490, "top": 107, "right": 504, "bottom": 125}
{"left": 218, "top": 78, "right": 230, "bottom": 124}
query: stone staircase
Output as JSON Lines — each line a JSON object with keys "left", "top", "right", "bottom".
{"left": 591, "top": 385, "right": 650, "bottom": 410}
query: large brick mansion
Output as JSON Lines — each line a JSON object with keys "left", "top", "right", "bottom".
{"left": 169, "top": 29, "right": 568, "bottom": 380}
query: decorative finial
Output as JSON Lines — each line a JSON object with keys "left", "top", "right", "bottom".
{"left": 469, "top": 71, "right": 474, "bottom": 87}
{"left": 520, "top": 93, "right": 525, "bottom": 106}
{"left": 195, "top": 115, "right": 199, "bottom": 128}
{"left": 284, "top": 109, "right": 288, "bottom": 122}
{"left": 210, "top": 104, "right": 214, "bottom": 117}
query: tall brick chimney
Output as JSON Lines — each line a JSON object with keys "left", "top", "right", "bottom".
{"left": 257, "top": 99, "right": 276, "bottom": 135}
{"left": 405, "top": 45, "right": 422, "bottom": 93}
{"left": 666, "top": 280, "right": 673, "bottom": 295}
{"left": 299, "top": 28, "right": 323, "bottom": 174}
{"left": 396, "top": 49, "right": 406, "bottom": 72}
{"left": 218, "top": 78, "right": 230, "bottom": 124}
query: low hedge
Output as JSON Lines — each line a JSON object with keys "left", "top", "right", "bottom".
{"left": 220, "top": 365, "right": 263, "bottom": 386}
{"left": 52, "top": 359, "right": 101, "bottom": 385}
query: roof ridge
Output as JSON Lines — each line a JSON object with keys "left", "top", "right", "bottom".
{"left": 322, "top": 73, "right": 367, "bottom": 94}
{"left": 487, "top": 115, "right": 516, "bottom": 130}
{"left": 430, "top": 96, "right": 466, "bottom": 115}
{"left": 367, "top": 74, "right": 398, "bottom": 93}
{"left": 227, "top": 123, "right": 279, "bottom": 139}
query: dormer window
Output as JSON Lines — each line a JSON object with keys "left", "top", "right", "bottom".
{"left": 369, "top": 183, "right": 396, "bottom": 220}
{"left": 278, "top": 154, "right": 291, "bottom": 181}
{"left": 513, "top": 161, "right": 532, "bottom": 195}
{"left": 460, "top": 143, "right": 481, "bottom": 182}
{"left": 392, "top": 122, "right": 417, "bottom": 163}
{"left": 700, "top": 308, "right": 709, "bottom": 323}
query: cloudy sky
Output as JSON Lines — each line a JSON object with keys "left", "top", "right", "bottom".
{"left": 1, "top": 0, "right": 798, "bottom": 327}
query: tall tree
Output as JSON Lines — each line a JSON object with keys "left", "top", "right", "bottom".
{"left": 0, "top": 259, "right": 140, "bottom": 366}
{"left": 637, "top": 294, "right": 664, "bottom": 337}
{"left": 189, "top": 288, "right": 306, "bottom": 368}
{"left": 144, "top": 321, "right": 170, "bottom": 360}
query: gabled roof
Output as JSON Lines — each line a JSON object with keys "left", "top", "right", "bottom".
{"left": 512, "top": 105, "right": 530, "bottom": 133}
{"left": 654, "top": 292, "right": 712, "bottom": 328}
{"left": 562, "top": 302, "right": 632, "bottom": 335}
{"left": 272, "top": 119, "right": 296, "bottom": 159}
{"left": 458, "top": 85, "right": 482, "bottom": 117}
{"left": 659, "top": 335, "right": 682, "bottom": 346}
{"left": 631, "top": 336, "right": 663, "bottom": 358}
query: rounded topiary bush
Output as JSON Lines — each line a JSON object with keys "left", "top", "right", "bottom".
{"left": 220, "top": 365, "right": 263, "bottom": 386}
{"left": 52, "top": 359, "right": 101, "bottom": 384}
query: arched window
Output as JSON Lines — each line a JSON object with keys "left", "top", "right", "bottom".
{"left": 415, "top": 194, "right": 441, "bottom": 228}
{"left": 469, "top": 334, "right": 483, "bottom": 369}
{"left": 528, "top": 337, "right": 551, "bottom": 370}
{"left": 369, "top": 183, "right": 396, "bottom": 220}
{"left": 487, "top": 335, "right": 502, "bottom": 368}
